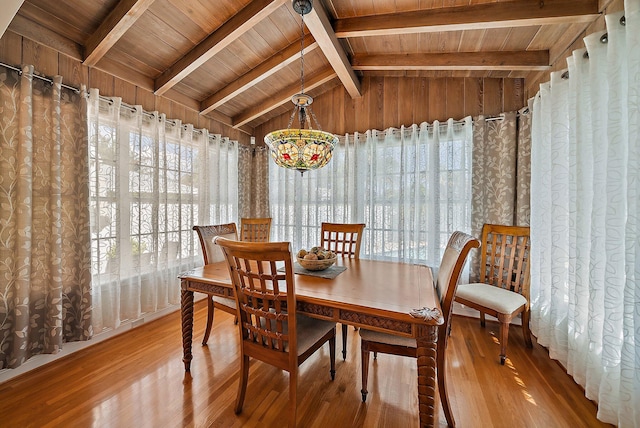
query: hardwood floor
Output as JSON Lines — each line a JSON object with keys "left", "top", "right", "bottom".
{"left": 0, "top": 300, "right": 610, "bottom": 428}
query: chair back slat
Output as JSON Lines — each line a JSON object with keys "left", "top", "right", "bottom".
{"left": 240, "top": 217, "right": 272, "bottom": 242}
{"left": 479, "top": 224, "right": 530, "bottom": 296}
{"left": 320, "top": 222, "right": 365, "bottom": 258}
{"left": 217, "top": 239, "right": 296, "bottom": 354}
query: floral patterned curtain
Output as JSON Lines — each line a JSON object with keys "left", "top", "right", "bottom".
{"left": 469, "top": 110, "right": 531, "bottom": 280}
{"left": 0, "top": 65, "right": 92, "bottom": 369}
{"left": 238, "top": 144, "right": 270, "bottom": 219}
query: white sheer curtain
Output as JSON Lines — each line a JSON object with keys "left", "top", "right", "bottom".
{"left": 530, "top": 4, "right": 639, "bottom": 426}
{"left": 269, "top": 117, "right": 473, "bottom": 268}
{"left": 87, "top": 89, "right": 238, "bottom": 332}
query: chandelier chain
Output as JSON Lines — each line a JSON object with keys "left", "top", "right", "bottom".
{"left": 286, "top": 106, "right": 297, "bottom": 128}
{"left": 300, "top": 10, "right": 305, "bottom": 95}
{"left": 309, "top": 108, "right": 322, "bottom": 131}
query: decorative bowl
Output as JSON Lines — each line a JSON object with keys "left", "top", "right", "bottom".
{"left": 296, "top": 255, "right": 337, "bottom": 271}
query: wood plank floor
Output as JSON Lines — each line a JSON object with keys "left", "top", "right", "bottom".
{"left": 0, "top": 300, "right": 611, "bottom": 428}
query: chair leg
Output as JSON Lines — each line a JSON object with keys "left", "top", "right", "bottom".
{"left": 202, "top": 298, "right": 214, "bottom": 346}
{"left": 522, "top": 309, "right": 533, "bottom": 348}
{"left": 479, "top": 311, "right": 486, "bottom": 328}
{"left": 341, "top": 323, "right": 348, "bottom": 360}
{"left": 235, "top": 355, "right": 250, "bottom": 414}
{"left": 329, "top": 330, "right": 336, "bottom": 380}
{"left": 289, "top": 367, "right": 298, "bottom": 428}
{"left": 437, "top": 335, "right": 455, "bottom": 428}
{"left": 361, "top": 342, "right": 370, "bottom": 402}
{"left": 499, "top": 320, "right": 510, "bottom": 365}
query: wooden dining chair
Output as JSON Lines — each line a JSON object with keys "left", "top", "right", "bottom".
{"left": 359, "top": 231, "right": 480, "bottom": 428}
{"left": 215, "top": 237, "right": 336, "bottom": 428}
{"left": 320, "top": 222, "right": 366, "bottom": 359}
{"left": 192, "top": 223, "right": 239, "bottom": 346}
{"left": 239, "top": 217, "right": 272, "bottom": 242}
{"left": 454, "top": 224, "right": 533, "bottom": 365}
{"left": 320, "top": 222, "right": 365, "bottom": 258}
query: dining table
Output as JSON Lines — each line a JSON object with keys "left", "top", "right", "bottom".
{"left": 178, "top": 257, "right": 445, "bottom": 428}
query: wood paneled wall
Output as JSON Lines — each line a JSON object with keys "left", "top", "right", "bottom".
{"left": 0, "top": 31, "right": 250, "bottom": 145}
{"left": 0, "top": 31, "right": 527, "bottom": 145}
{"left": 254, "top": 76, "right": 525, "bottom": 144}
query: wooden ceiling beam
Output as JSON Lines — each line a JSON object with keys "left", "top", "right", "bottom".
{"left": 83, "top": 0, "right": 155, "bottom": 67}
{"left": 5, "top": 15, "right": 253, "bottom": 136}
{"left": 334, "top": 0, "right": 600, "bottom": 37}
{"left": 0, "top": 0, "right": 24, "bottom": 39}
{"left": 200, "top": 35, "right": 319, "bottom": 115}
{"left": 154, "top": 0, "right": 288, "bottom": 97}
{"left": 304, "top": 0, "right": 361, "bottom": 98}
{"left": 89, "top": 67, "right": 254, "bottom": 134}
{"left": 352, "top": 51, "right": 550, "bottom": 71}
{"left": 232, "top": 67, "right": 337, "bottom": 128}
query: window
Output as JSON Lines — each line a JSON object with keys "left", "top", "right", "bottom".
{"left": 269, "top": 118, "right": 472, "bottom": 268}
{"left": 87, "top": 91, "right": 238, "bottom": 331}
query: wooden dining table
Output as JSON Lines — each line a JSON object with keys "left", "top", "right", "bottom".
{"left": 179, "top": 257, "right": 445, "bottom": 428}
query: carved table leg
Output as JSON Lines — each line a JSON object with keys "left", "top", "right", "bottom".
{"left": 416, "top": 324, "right": 438, "bottom": 428}
{"left": 181, "top": 287, "right": 194, "bottom": 372}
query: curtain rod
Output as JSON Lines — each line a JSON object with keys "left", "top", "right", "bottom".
{"left": 0, "top": 61, "right": 169, "bottom": 123}
{"left": 1, "top": 62, "right": 81, "bottom": 93}
{"left": 558, "top": 14, "right": 625, "bottom": 81}
{"left": 0, "top": 61, "right": 529, "bottom": 137}
{"left": 0, "top": 61, "right": 238, "bottom": 141}
{"left": 339, "top": 108, "right": 529, "bottom": 141}
{"left": 485, "top": 108, "right": 529, "bottom": 122}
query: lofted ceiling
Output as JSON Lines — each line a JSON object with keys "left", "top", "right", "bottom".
{"left": 5, "top": 0, "right": 602, "bottom": 134}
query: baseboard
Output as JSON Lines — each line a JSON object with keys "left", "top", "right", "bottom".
{"left": 0, "top": 294, "right": 207, "bottom": 385}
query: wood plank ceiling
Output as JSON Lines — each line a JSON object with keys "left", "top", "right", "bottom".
{"left": 6, "top": 0, "right": 601, "bottom": 133}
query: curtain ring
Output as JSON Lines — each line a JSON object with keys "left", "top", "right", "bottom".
{"left": 600, "top": 33, "right": 608, "bottom": 43}
{"left": 620, "top": 16, "right": 625, "bottom": 26}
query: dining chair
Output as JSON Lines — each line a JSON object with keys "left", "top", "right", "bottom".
{"left": 239, "top": 217, "right": 272, "bottom": 242}
{"left": 454, "top": 224, "right": 533, "bottom": 365}
{"left": 359, "top": 231, "right": 480, "bottom": 428}
{"left": 320, "top": 222, "right": 365, "bottom": 258}
{"left": 192, "top": 223, "right": 239, "bottom": 346}
{"left": 215, "top": 237, "right": 336, "bottom": 428}
{"left": 320, "top": 222, "right": 366, "bottom": 360}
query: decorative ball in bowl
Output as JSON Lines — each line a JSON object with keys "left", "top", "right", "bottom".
{"left": 296, "top": 247, "right": 337, "bottom": 271}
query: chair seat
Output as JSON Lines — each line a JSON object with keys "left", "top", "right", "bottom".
{"left": 359, "top": 329, "right": 416, "bottom": 348}
{"left": 264, "top": 314, "right": 336, "bottom": 355}
{"left": 295, "top": 315, "right": 336, "bottom": 356}
{"left": 212, "top": 296, "right": 236, "bottom": 309}
{"left": 456, "top": 282, "right": 527, "bottom": 314}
